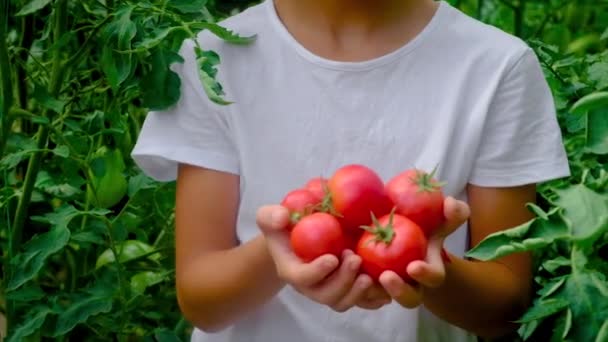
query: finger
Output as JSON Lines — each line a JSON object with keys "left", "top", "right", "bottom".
{"left": 331, "top": 274, "right": 373, "bottom": 312}
{"left": 256, "top": 205, "right": 290, "bottom": 233}
{"left": 311, "top": 250, "right": 361, "bottom": 305}
{"left": 407, "top": 260, "right": 445, "bottom": 288}
{"left": 356, "top": 298, "right": 393, "bottom": 310}
{"left": 277, "top": 253, "right": 340, "bottom": 288}
{"left": 364, "top": 283, "right": 392, "bottom": 302}
{"left": 379, "top": 271, "right": 422, "bottom": 309}
{"left": 438, "top": 197, "right": 470, "bottom": 236}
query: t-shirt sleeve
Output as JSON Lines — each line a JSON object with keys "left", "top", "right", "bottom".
{"left": 469, "top": 48, "right": 570, "bottom": 187}
{"left": 131, "top": 39, "right": 239, "bottom": 182}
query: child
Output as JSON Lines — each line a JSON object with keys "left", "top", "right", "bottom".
{"left": 131, "top": 0, "right": 570, "bottom": 341}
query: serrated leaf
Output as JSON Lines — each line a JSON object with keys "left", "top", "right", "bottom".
{"left": 589, "top": 62, "right": 608, "bottom": 90}
{"left": 53, "top": 286, "right": 114, "bottom": 336}
{"left": 134, "top": 27, "right": 177, "bottom": 51}
{"left": 516, "top": 298, "right": 569, "bottom": 323}
{"left": 141, "top": 49, "right": 183, "bottom": 110}
{"left": 538, "top": 277, "right": 567, "bottom": 298}
{"left": 7, "top": 224, "right": 71, "bottom": 290}
{"left": 6, "top": 307, "right": 52, "bottom": 342}
{"left": 169, "top": 0, "right": 208, "bottom": 13}
{"left": 101, "top": 6, "right": 137, "bottom": 90}
{"left": 5, "top": 285, "right": 45, "bottom": 302}
{"left": 190, "top": 22, "right": 256, "bottom": 45}
{"left": 553, "top": 184, "right": 608, "bottom": 244}
{"left": 15, "top": 0, "right": 52, "bottom": 16}
{"left": 542, "top": 257, "right": 570, "bottom": 274}
{"left": 465, "top": 207, "right": 569, "bottom": 261}
{"left": 194, "top": 47, "right": 232, "bottom": 105}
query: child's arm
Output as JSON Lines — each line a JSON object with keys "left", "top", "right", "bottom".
{"left": 174, "top": 164, "right": 283, "bottom": 332}
{"left": 420, "top": 184, "right": 535, "bottom": 338}
{"left": 378, "top": 185, "right": 535, "bottom": 339}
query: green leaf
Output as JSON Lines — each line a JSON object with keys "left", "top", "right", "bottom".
{"left": 5, "top": 285, "right": 46, "bottom": 302}
{"left": 95, "top": 240, "right": 161, "bottom": 269}
{"left": 53, "top": 282, "right": 115, "bottom": 336}
{"left": 551, "top": 309, "right": 573, "bottom": 342}
{"left": 141, "top": 49, "right": 183, "bottom": 110}
{"left": 516, "top": 298, "right": 569, "bottom": 323}
{"left": 32, "top": 83, "right": 65, "bottom": 113}
{"left": 15, "top": 0, "right": 52, "bottom": 16}
{"left": 589, "top": 62, "right": 608, "bottom": 90}
{"left": 154, "top": 329, "right": 183, "bottom": 342}
{"left": 571, "top": 91, "right": 608, "bottom": 115}
{"left": 127, "top": 173, "right": 156, "bottom": 197}
{"left": 52, "top": 145, "right": 70, "bottom": 158}
{"left": 596, "top": 319, "right": 608, "bottom": 342}
{"left": 542, "top": 257, "right": 571, "bottom": 274}
{"left": 465, "top": 206, "right": 569, "bottom": 261}
{"left": 194, "top": 46, "right": 231, "bottom": 105}
{"left": 7, "top": 224, "right": 71, "bottom": 290}
{"left": 134, "top": 27, "right": 179, "bottom": 51}
{"left": 586, "top": 109, "right": 608, "bottom": 155}
{"left": 130, "top": 271, "right": 169, "bottom": 295}
{"left": 6, "top": 307, "right": 52, "bottom": 342}
{"left": 101, "top": 6, "right": 137, "bottom": 90}
{"left": 553, "top": 184, "right": 608, "bottom": 244}
{"left": 560, "top": 268, "right": 608, "bottom": 341}
{"left": 190, "top": 22, "right": 256, "bottom": 45}
{"left": 169, "top": 0, "right": 208, "bottom": 13}
{"left": 538, "top": 276, "right": 567, "bottom": 298}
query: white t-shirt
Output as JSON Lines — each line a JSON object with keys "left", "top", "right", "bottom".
{"left": 131, "top": 1, "right": 570, "bottom": 341}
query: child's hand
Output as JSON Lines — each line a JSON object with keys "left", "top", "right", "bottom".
{"left": 376, "top": 197, "right": 471, "bottom": 308}
{"left": 257, "top": 205, "right": 392, "bottom": 312}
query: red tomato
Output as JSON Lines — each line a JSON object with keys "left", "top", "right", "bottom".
{"left": 385, "top": 168, "right": 445, "bottom": 236}
{"left": 304, "top": 177, "right": 329, "bottom": 202}
{"left": 327, "top": 164, "right": 393, "bottom": 233}
{"left": 281, "top": 189, "right": 320, "bottom": 225}
{"left": 357, "top": 213, "right": 427, "bottom": 282}
{"left": 290, "top": 212, "right": 346, "bottom": 262}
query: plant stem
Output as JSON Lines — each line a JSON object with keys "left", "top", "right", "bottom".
{"left": 513, "top": 0, "right": 525, "bottom": 37}
{"left": 0, "top": 0, "right": 13, "bottom": 157}
{"left": 7, "top": 0, "right": 69, "bottom": 331}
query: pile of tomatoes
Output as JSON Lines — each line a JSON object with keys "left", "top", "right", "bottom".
{"left": 281, "top": 164, "right": 446, "bottom": 282}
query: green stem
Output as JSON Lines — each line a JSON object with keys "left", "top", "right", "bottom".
{"left": 513, "top": 1, "right": 525, "bottom": 37}
{"left": 8, "top": 0, "right": 69, "bottom": 331}
{"left": 0, "top": 0, "right": 13, "bottom": 157}
{"left": 477, "top": 0, "right": 484, "bottom": 20}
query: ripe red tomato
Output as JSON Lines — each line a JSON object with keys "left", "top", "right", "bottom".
{"left": 304, "top": 177, "right": 329, "bottom": 202}
{"left": 327, "top": 164, "right": 393, "bottom": 233}
{"left": 357, "top": 213, "right": 427, "bottom": 282}
{"left": 281, "top": 189, "right": 320, "bottom": 225}
{"left": 290, "top": 212, "right": 346, "bottom": 262}
{"left": 385, "top": 168, "right": 445, "bottom": 236}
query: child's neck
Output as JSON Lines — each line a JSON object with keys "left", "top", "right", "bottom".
{"left": 273, "top": 0, "right": 439, "bottom": 62}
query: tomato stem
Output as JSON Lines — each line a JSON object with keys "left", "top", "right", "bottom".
{"left": 410, "top": 167, "right": 446, "bottom": 193}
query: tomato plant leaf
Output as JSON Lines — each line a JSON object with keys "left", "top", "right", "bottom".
{"left": 15, "top": 0, "right": 52, "bottom": 16}
{"left": 571, "top": 91, "right": 608, "bottom": 115}
{"left": 465, "top": 207, "right": 569, "bottom": 261}
{"left": 596, "top": 320, "right": 608, "bottom": 342}
{"left": 52, "top": 145, "right": 70, "bottom": 158}
{"left": 542, "top": 256, "right": 570, "bottom": 274}
{"left": 32, "top": 83, "right": 66, "bottom": 113}
{"left": 516, "top": 298, "right": 569, "bottom": 323}
{"left": 585, "top": 109, "right": 608, "bottom": 155}
{"left": 141, "top": 49, "right": 183, "bottom": 110}
{"left": 130, "top": 271, "right": 170, "bottom": 295}
{"left": 589, "top": 61, "right": 608, "bottom": 90}
{"left": 553, "top": 184, "right": 608, "bottom": 244}
{"left": 154, "top": 328, "right": 183, "bottom": 342}
{"left": 53, "top": 281, "right": 115, "bottom": 336}
{"left": 7, "top": 222, "right": 71, "bottom": 290}
{"left": 190, "top": 22, "right": 256, "bottom": 44}
{"left": 127, "top": 172, "right": 156, "bottom": 197}
{"left": 169, "top": 0, "right": 208, "bottom": 14}
{"left": 101, "top": 5, "right": 137, "bottom": 91}
{"left": 6, "top": 307, "right": 52, "bottom": 342}
{"left": 5, "top": 284, "right": 46, "bottom": 302}
{"left": 95, "top": 240, "right": 161, "bottom": 269}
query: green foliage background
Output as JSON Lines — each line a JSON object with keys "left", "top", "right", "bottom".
{"left": 0, "top": 0, "right": 606, "bottom": 341}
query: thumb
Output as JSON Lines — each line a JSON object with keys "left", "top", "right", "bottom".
{"left": 256, "top": 205, "right": 290, "bottom": 233}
